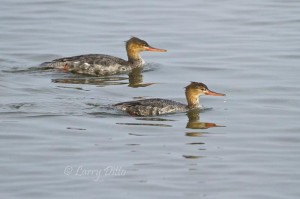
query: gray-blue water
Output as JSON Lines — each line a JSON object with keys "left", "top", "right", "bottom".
{"left": 1, "top": 0, "right": 300, "bottom": 198}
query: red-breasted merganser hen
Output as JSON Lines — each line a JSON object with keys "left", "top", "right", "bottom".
{"left": 43, "top": 37, "right": 167, "bottom": 76}
{"left": 113, "top": 82, "right": 225, "bottom": 116}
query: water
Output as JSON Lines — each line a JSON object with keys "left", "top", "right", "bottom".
{"left": 1, "top": 0, "right": 300, "bottom": 198}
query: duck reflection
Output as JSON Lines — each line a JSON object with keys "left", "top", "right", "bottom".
{"left": 186, "top": 109, "right": 224, "bottom": 129}
{"left": 52, "top": 75, "right": 128, "bottom": 86}
{"left": 116, "top": 117, "right": 174, "bottom": 128}
{"left": 183, "top": 110, "right": 225, "bottom": 159}
{"left": 51, "top": 67, "right": 155, "bottom": 88}
{"left": 128, "top": 67, "right": 155, "bottom": 88}
{"left": 115, "top": 109, "right": 225, "bottom": 129}
{"left": 182, "top": 155, "right": 203, "bottom": 159}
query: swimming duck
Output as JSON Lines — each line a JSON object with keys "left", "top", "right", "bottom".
{"left": 113, "top": 82, "right": 225, "bottom": 116}
{"left": 43, "top": 37, "right": 166, "bottom": 76}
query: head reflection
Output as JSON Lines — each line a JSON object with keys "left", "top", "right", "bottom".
{"left": 128, "top": 67, "right": 155, "bottom": 88}
{"left": 186, "top": 109, "right": 224, "bottom": 129}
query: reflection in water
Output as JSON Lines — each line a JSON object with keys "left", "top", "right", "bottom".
{"left": 56, "top": 85, "right": 90, "bottom": 91}
{"left": 125, "top": 143, "right": 140, "bottom": 146}
{"left": 52, "top": 76, "right": 128, "bottom": 87}
{"left": 128, "top": 133, "right": 148, "bottom": 136}
{"left": 2, "top": 66, "right": 54, "bottom": 73}
{"left": 116, "top": 123, "right": 172, "bottom": 127}
{"left": 115, "top": 109, "right": 226, "bottom": 128}
{"left": 186, "top": 142, "right": 205, "bottom": 145}
{"left": 116, "top": 116, "right": 174, "bottom": 128}
{"left": 182, "top": 155, "right": 202, "bottom": 159}
{"left": 135, "top": 117, "right": 175, "bottom": 122}
{"left": 128, "top": 67, "right": 142, "bottom": 85}
{"left": 186, "top": 109, "right": 225, "bottom": 129}
{"left": 7, "top": 103, "right": 34, "bottom": 110}
{"left": 128, "top": 67, "right": 156, "bottom": 88}
{"left": 51, "top": 67, "right": 156, "bottom": 88}
{"left": 183, "top": 110, "right": 225, "bottom": 159}
{"left": 185, "top": 132, "right": 206, "bottom": 137}
{"left": 66, "top": 127, "right": 86, "bottom": 131}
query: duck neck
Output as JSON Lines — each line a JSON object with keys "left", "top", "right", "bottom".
{"left": 185, "top": 89, "right": 200, "bottom": 109}
{"left": 126, "top": 48, "right": 143, "bottom": 66}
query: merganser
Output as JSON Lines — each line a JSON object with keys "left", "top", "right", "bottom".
{"left": 42, "top": 37, "right": 166, "bottom": 76}
{"left": 113, "top": 82, "right": 225, "bottom": 116}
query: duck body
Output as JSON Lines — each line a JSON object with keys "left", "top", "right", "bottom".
{"left": 46, "top": 54, "right": 135, "bottom": 76}
{"left": 42, "top": 37, "right": 166, "bottom": 76}
{"left": 113, "top": 98, "right": 188, "bottom": 116}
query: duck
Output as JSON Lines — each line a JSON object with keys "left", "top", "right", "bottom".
{"left": 113, "top": 82, "right": 225, "bottom": 116}
{"left": 42, "top": 37, "right": 166, "bottom": 76}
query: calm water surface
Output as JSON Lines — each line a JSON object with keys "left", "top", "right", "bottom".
{"left": 1, "top": 0, "right": 300, "bottom": 198}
